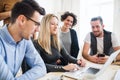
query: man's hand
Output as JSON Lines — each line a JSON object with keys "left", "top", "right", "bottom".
{"left": 88, "top": 55, "right": 99, "bottom": 63}
{"left": 89, "top": 55, "right": 109, "bottom": 64}
{"left": 97, "top": 56, "right": 109, "bottom": 64}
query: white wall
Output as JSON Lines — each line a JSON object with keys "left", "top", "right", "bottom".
{"left": 35, "top": 0, "right": 118, "bottom": 46}
{"left": 113, "top": 0, "right": 120, "bottom": 41}
{"left": 79, "top": 0, "right": 114, "bottom": 46}
{"left": 36, "top": 0, "right": 55, "bottom": 13}
{"left": 1, "top": 0, "right": 119, "bottom": 43}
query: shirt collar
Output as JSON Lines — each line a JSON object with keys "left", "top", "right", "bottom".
{"left": 1, "top": 25, "right": 17, "bottom": 45}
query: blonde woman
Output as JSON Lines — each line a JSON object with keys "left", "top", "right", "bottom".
{"left": 33, "top": 14, "right": 85, "bottom": 72}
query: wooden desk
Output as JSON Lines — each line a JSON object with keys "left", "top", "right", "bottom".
{"left": 38, "top": 72, "right": 75, "bottom": 80}
{"left": 113, "top": 61, "right": 120, "bottom": 65}
{"left": 38, "top": 61, "right": 120, "bottom": 80}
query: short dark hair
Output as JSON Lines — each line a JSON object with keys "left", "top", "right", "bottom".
{"left": 91, "top": 16, "right": 103, "bottom": 25}
{"left": 61, "top": 11, "right": 77, "bottom": 27}
{"left": 11, "top": 0, "right": 46, "bottom": 24}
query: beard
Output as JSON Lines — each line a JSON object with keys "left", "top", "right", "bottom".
{"left": 93, "top": 31, "right": 102, "bottom": 37}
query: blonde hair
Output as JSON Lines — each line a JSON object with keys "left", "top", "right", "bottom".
{"left": 38, "top": 14, "right": 61, "bottom": 54}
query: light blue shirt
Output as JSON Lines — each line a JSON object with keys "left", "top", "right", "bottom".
{"left": 0, "top": 25, "right": 46, "bottom": 80}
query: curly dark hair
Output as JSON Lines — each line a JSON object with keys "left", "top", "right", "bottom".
{"left": 61, "top": 11, "right": 77, "bottom": 27}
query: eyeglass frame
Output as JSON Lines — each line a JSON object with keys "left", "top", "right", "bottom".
{"left": 24, "top": 15, "right": 40, "bottom": 27}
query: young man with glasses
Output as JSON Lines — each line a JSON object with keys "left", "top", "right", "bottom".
{"left": 0, "top": 0, "right": 46, "bottom": 80}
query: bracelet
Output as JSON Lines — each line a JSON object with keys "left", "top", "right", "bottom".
{"left": 54, "top": 66, "right": 63, "bottom": 69}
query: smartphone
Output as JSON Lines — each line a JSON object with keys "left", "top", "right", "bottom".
{"left": 97, "top": 53, "right": 105, "bottom": 57}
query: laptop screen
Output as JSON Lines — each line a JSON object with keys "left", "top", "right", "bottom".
{"left": 86, "top": 67, "right": 100, "bottom": 74}
{"left": 62, "top": 49, "right": 120, "bottom": 80}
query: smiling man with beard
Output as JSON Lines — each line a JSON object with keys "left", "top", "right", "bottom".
{"left": 82, "top": 16, "right": 120, "bottom": 64}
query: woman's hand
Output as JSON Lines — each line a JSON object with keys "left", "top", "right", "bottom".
{"left": 56, "top": 59, "right": 61, "bottom": 64}
{"left": 62, "top": 63, "right": 80, "bottom": 71}
{"left": 77, "top": 59, "right": 86, "bottom": 67}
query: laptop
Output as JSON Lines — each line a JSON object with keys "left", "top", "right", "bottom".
{"left": 62, "top": 49, "right": 120, "bottom": 80}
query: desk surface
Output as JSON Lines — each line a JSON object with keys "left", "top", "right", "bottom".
{"left": 38, "top": 61, "right": 120, "bottom": 80}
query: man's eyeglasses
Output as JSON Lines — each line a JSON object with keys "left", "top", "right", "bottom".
{"left": 25, "top": 15, "right": 40, "bottom": 27}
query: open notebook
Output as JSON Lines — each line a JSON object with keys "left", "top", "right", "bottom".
{"left": 62, "top": 49, "right": 120, "bottom": 80}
